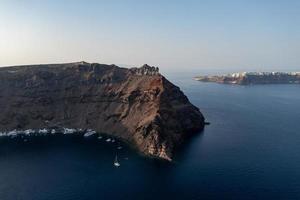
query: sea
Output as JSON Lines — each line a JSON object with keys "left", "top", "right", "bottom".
{"left": 0, "top": 70, "right": 300, "bottom": 200}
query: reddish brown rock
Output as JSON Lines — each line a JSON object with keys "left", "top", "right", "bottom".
{"left": 0, "top": 62, "right": 205, "bottom": 161}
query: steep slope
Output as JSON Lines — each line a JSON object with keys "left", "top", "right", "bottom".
{"left": 0, "top": 62, "right": 205, "bottom": 160}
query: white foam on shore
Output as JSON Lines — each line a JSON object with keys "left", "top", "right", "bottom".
{"left": 0, "top": 128, "right": 97, "bottom": 139}
{"left": 0, "top": 128, "right": 121, "bottom": 151}
{"left": 0, "top": 128, "right": 124, "bottom": 153}
{"left": 63, "top": 128, "right": 77, "bottom": 135}
{"left": 83, "top": 129, "right": 96, "bottom": 137}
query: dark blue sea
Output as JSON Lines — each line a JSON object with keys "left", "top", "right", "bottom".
{"left": 1, "top": 71, "right": 300, "bottom": 200}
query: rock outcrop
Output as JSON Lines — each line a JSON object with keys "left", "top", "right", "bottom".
{"left": 0, "top": 62, "right": 205, "bottom": 161}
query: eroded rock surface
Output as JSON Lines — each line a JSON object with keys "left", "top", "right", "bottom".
{"left": 0, "top": 62, "right": 205, "bottom": 160}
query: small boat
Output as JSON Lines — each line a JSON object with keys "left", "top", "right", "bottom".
{"left": 106, "top": 138, "right": 111, "bottom": 142}
{"left": 117, "top": 146, "right": 122, "bottom": 150}
{"left": 114, "top": 155, "right": 120, "bottom": 167}
{"left": 97, "top": 136, "right": 103, "bottom": 139}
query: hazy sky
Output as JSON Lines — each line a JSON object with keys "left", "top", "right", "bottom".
{"left": 0, "top": 0, "right": 299, "bottom": 71}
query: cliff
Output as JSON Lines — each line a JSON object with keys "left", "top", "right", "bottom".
{"left": 0, "top": 62, "right": 205, "bottom": 161}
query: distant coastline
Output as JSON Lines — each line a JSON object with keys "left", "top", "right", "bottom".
{"left": 194, "top": 72, "right": 300, "bottom": 85}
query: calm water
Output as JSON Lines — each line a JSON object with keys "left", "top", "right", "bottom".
{"left": 1, "top": 73, "right": 300, "bottom": 200}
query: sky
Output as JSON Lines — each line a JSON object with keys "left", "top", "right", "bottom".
{"left": 0, "top": 0, "right": 299, "bottom": 72}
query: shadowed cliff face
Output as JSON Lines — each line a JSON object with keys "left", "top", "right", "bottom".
{"left": 0, "top": 62, "right": 205, "bottom": 160}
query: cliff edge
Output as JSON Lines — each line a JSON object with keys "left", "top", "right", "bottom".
{"left": 0, "top": 62, "right": 205, "bottom": 161}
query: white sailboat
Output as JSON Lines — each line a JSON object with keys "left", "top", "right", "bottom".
{"left": 114, "top": 155, "right": 120, "bottom": 167}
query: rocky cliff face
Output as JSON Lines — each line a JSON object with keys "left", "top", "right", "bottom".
{"left": 0, "top": 62, "right": 205, "bottom": 160}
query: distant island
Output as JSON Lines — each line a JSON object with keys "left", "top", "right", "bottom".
{"left": 0, "top": 62, "right": 205, "bottom": 161}
{"left": 194, "top": 72, "right": 300, "bottom": 85}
